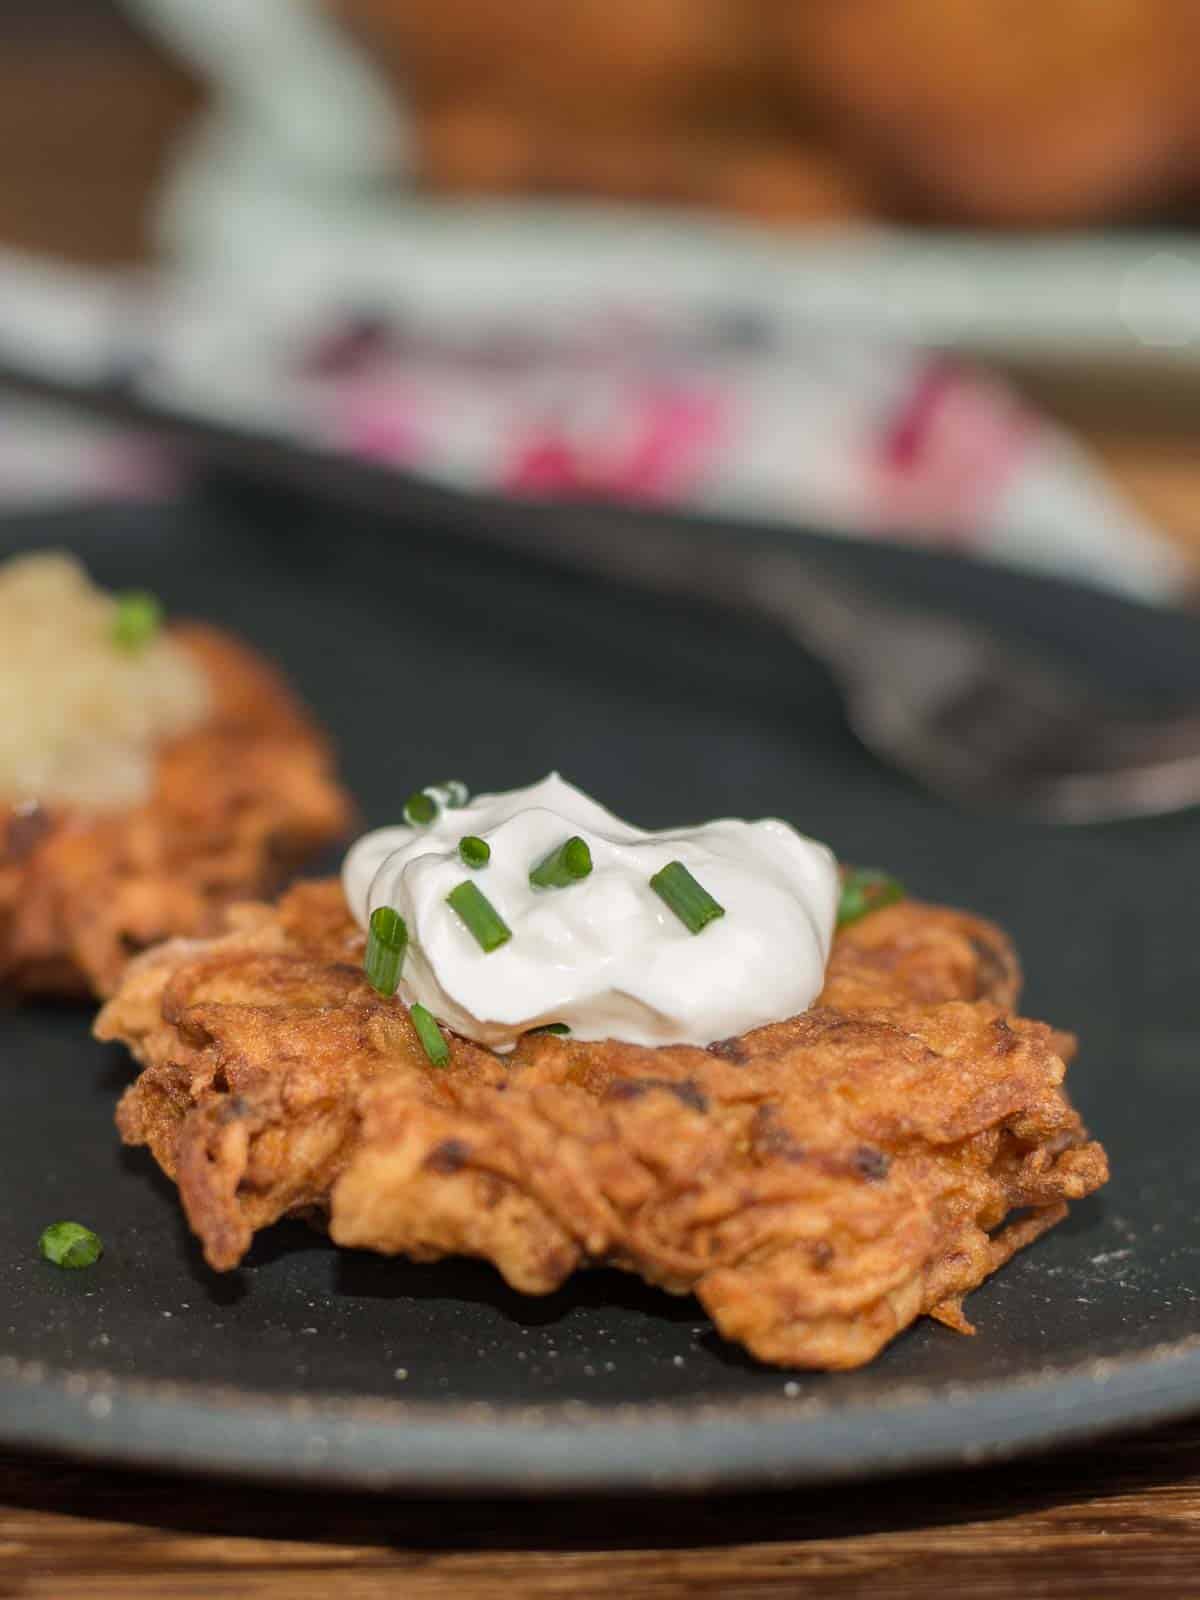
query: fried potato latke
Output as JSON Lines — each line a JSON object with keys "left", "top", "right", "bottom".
{"left": 1, "top": 626, "right": 351, "bottom": 998}
{"left": 97, "top": 879, "right": 1108, "bottom": 1369}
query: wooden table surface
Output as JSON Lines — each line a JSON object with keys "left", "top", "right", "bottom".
{"left": 2, "top": 1418, "right": 1200, "bottom": 1598}
{"left": 3, "top": 9, "right": 1200, "bottom": 1596}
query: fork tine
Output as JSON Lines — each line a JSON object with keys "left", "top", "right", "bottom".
{"left": 1033, "top": 749, "right": 1200, "bottom": 822}
{"left": 904, "top": 698, "right": 1200, "bottom": 820}
{"left": 845, "top": 614, "right": 1200, "bottom": 819}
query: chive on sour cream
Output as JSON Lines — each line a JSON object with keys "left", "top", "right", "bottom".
{"left": 342, "top": 774, "right": 838, "bottom": 1052}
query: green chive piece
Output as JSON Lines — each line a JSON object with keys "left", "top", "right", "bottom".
{"left": 529, "top": 835, "right": 593, "bottom": 889}
{"left": 837, "top": 868, "right": 904, "bottom": 929}
{"left": 446, "top": 880, "right": 511, "bottom": 952}
{"left": 365, "top": 905, "right": 408, "bottom": 995}
{"left": 111, "top": 590, "right": 162, "bottom": 652}
{"left": 437, "top": 780, "right": 470, "bottom": 808}
{"left": 528, "top": 1022, "right": 570, "bottom": 1036}
{"left": 411, "top": 1002, "right": 450, "bottom": 1066}
{"left": 404, "top": 789, "right": 438, "bottom": 826}
{"left": 459, "top": 835, "right": 490, "bottom": 869}
{"left": 650, "top": 860, "right": 725, "bottom": 935}
{"left": 39, "top": 1221, "right": 103, "bottom": 1270}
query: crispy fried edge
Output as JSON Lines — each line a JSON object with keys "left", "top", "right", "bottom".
{"left": 1, "top": 624, "right": 352, "bottom": 997}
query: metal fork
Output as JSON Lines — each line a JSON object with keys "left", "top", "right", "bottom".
{"left": 523, "top": 507, "right": 1200, "bottom": 823}
{"left": 742, "top": 554, "right": 1200, "bottom": 822}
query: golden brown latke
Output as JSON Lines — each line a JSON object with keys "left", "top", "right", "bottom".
{"left": 97, "top": 878, "right": 1107, "bottom": 1369}
{"left": 1, "top": 626, "right": 352, "bottom": 998}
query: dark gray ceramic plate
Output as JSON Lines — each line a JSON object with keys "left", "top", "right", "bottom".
{"left": 2, "top": 494, "right": 1199, "bottom": 1494}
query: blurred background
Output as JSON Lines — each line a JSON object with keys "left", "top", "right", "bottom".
{"left": 2, "top": 0, "right": 1200, "bottom": 602}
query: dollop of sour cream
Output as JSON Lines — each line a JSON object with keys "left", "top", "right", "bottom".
{"left": 343, "top": 774, "right": 838, "bottom": 1052}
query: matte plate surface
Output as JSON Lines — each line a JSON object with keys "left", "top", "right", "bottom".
{"left": 2, "top": 495, "right": 1199, "bottom": 1493}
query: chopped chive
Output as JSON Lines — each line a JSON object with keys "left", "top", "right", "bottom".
{"left": 411, "top": 1002, "right": 450, "bottom": 1066}
{"left": 404, "top": 789, "right": 438, "bottom": 826}
{"left": 39, "top": 1221, "right": 103, "bottom": 1269}
{"left": 837, "top": 868, "right": 904, "bottom": 929}
{"left": 528, "top": 1022, "right": 570, "bottom": 1036}
{"left": 529, "top": 835, "right": 592, "bottom": 889}
{"left": 365, "top": 905, "right": 408, "bottom": 995}
{"left": 410, "top": 780, "right": 468, "bottom": 820}
{"left": 459, "top": 834, "right": 490, "bottom": 869}
{"left": 446, "top": 880, "right": 511, "bottom": 952}
{"left": 111, "top": 590, "right": 162, "bottom": 652}
{"left": 650, "top": 860, "right": 725, "bottom": 935}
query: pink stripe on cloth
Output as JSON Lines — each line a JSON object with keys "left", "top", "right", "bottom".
{"left": 872, "top": 360, "right": 1034, "bottom": 545}
{"left": 880, "top": 359, "right": 959, "bottom": 473}
{"left": 504, "top": 382, "right": 727, "bottom": 502}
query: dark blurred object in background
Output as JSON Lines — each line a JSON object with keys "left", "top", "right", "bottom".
{"left": 0, "top": 1, "right": 199, "bottom": 263}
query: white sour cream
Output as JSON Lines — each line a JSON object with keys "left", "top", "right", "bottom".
{"left": 342, "top": 773, "right": 838, "bottom": 1051}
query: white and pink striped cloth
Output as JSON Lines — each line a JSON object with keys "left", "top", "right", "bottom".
{"left": 4, "top": 0, "right": 1180, "bottom": 601}
{"left": 0, "top": 251, "right": 1187, "bottom": 604}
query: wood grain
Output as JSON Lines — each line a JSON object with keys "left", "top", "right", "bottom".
{"left": 2, "top": 1418, "right": 1200, "bottom": 1597}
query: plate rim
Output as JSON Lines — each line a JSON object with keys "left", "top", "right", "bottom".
{"left": 3, "top": 1335, "right": 1199, "bottom": 1494}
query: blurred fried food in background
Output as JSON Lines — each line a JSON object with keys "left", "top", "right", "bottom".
{"left": 335, "top": 0, "right": 1200, "bottom": 226}
{"left": 4, "top": 0, "right": 1200, "bottom": 264}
